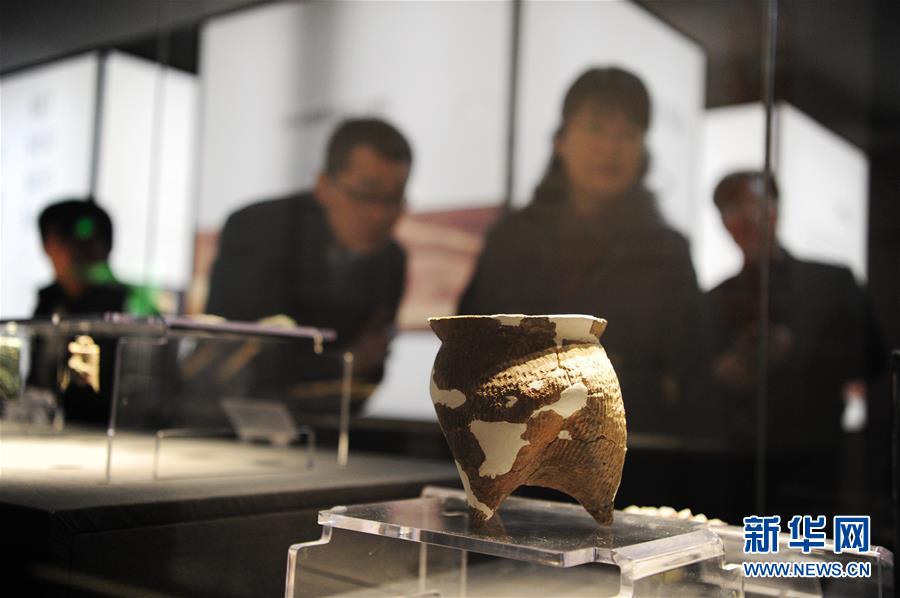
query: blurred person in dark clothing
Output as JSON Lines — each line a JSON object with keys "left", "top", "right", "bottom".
{"left": 34, "top": 199, "right": 128, "bottom": 318}
{"left": 708, "top": 170, "right": 885, "bottom": 512}
{"left": 30, "top": 199, "right": 135, "bottom": 424}
{"left": 206, "top": 118, "right": 411, "bottom": 402}
{"left": 459, "top": 67, "right": 713, "bottom": 437}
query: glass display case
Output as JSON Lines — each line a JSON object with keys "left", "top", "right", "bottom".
{"left": 2, "top": 0, "right": 898, "bottom": 595}
{"left": 0, "top": 315, "right": 358, "bottom": 482}
{"left": 286, "top": 487, "right": 894, "bottom": 598}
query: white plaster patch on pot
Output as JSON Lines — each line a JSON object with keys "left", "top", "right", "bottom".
{"left": 430, "top": 375, "right": 467, "bottom": 408}
{"left": 493, "top": 314, "right": 525, "bottom": 327}
{"left": 532, "top": 382, "right": 589, "bottom": 419}
{"left": 549, "top": 315, "right": 601, "bottom": 346}
{"left": 454, "top": 461, "right": 493, "bottom": 518}
{"left": 557, "top": 430, "right": 572, "bottom": 440}
{"left": 469, "top": 420, "right": 530, "bottom": 479}
{"left": 504, "top": 396, "right": 518, "bottom": 408}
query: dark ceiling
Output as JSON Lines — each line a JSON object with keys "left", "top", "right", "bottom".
{"left": 2, "top": 0, "right": 898, "bottom": 152}
{"left": 0, "top": 0, "right": 255, "bottom": 73}
{"left": 640, "top": 0, "right": 900, "bottom": 153}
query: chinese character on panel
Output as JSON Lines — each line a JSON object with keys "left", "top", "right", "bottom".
{"left": 743, "top": 515, "right": 781, "bottom": 554}
{"left": 787, "top": 515, "right": 827, "bottom": 554}
{"left": 834, "top": 516, "right": 871, "bottom": 554}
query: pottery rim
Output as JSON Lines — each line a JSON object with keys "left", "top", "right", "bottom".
{"left": 428, "top": 314, "right": 608, "bottom": 343}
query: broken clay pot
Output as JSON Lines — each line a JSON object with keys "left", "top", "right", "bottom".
{"left": 428, "top": 314, "right": 626, "bottom": 526}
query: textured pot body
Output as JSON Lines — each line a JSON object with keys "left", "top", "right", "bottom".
{"left": 429, "top": 314, "right": 626, "bottom": 525}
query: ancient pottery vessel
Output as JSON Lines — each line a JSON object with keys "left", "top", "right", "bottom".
{"left": 428, "top": 314, "right": 626, "bottom": 526}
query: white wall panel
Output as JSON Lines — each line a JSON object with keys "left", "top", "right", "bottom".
{"left": 777, "top": 104, "right": 868, "bottom": 282}
{"left": 0, "top": 54, "right": 98, "bottom": 318}
{"left": 96, "top": 51, "right": 197, "bottom": 290}
{"left": 198, "top": 0, "right": 512, "bottom": 228}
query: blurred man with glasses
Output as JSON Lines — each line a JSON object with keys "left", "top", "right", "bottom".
{"left": 207, "top": 119, "right": 411, "bottom": 396}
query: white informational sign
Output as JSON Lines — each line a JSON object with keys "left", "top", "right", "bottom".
{"left": 696, "top": 102, "right": 868, "bottom": 291}
{"left": 514, "top": 0, "right": 706, "bottom": 240}
{"left": 96, "top": 51, "right": 198, "bottom": 290}
{"left": 0, "top": 54, "right": 98, "bottom": 318}
{"left": 197, "top": 0, "right": 512, "bottom": 229}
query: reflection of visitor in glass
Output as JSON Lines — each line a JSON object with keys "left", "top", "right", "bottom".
{"left": 206, "top": 119, "right": 412, "bottom": 390}
{"left": 708, "top": 170, "right": 885, "bottom": 459}
{"left": 34, "top": 199, "right": 128, "bottom": 318}
{"left": 459, "top": 67, "right": 712, "bottom": 437}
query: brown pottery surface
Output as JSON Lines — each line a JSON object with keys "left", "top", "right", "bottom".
{"left": 429, "top": 314, "right": 627, "bottom": 526}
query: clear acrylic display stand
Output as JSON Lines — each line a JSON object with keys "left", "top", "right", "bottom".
{"left": 287, "top": 487, "right": 894, "bottom": 598}
{"left": 0, "top": 315, "right": 349, "bottom": 482}
{"left": 285, "top": 486, "right": 739, "bottom": 598}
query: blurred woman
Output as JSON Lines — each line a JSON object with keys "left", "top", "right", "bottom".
{"left": 459, "top": 67, "right": 712, "bottom": 436}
